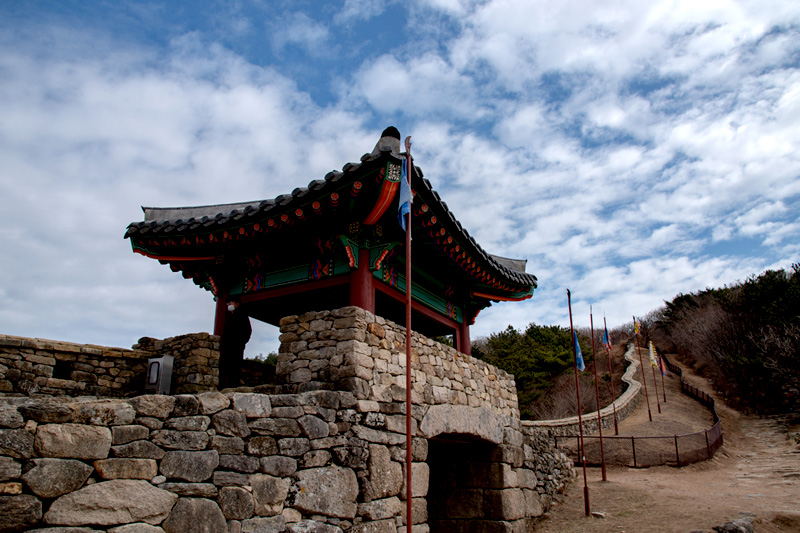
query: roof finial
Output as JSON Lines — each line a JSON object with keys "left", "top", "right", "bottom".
{"left": 370, "top": 126, "right": 401, "bottom": 157}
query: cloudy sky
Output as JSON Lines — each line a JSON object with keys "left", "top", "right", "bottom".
{"left": 2, "top": 0, "right": 799, "bottom": 356}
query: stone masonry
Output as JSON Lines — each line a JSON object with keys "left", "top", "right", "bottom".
{"left": 0, "top": 307, "right": 574, "bottom": 532}
{"left": 0, "top": 333, "right": 219, "bottom": 397}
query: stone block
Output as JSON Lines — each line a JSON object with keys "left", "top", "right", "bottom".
{"left": 358, "top": 496, "right": 403, "bottom": 520}
{"left": 108, "top": 524, "right": 166, "bottom": 532}
{"left": 293, "top": 466, "right": 358, "bottom": 519}
{"left": 298, "top": 415, "right": 329, "bottom": 440}
{"left": 44, "top": 480, "right": 177, "bottom": 526}
{"left": 128, "top": 395, "right": 176, "bottom": 419}
{"left": 484, "top": 488, "right": 525, "bottom": 521}
{"left": 18, "top": 402, "right": 75, "bottom": 424}
{"left": 197, "top": 391, "right": 230, "bottom": 414}
{"left": 523, "top": 489, "right": 544, "bottom": 517}
{"left": 219, "top": 454, "right": 260, "bottom": 473}
{"left": 0, "top": 405, "right": 24, "bottom": 428}
{"left": 351, "top": 426, "right": 404, "bottom": 445}
{"left": 35, "top": 424, "right": 111, "bottom": 460}
{"left": 157, "top": 482, "right": 217, "bottom": 498}
{"left": 0, "top": 457, "right": 21, "bottom": 482}
{"left": 248, "top": 418, "right": 301, "bottom": 436}
{"left": 94, "top": 458, "right": 158, "bottom": 480}
{"left": 112, "top": 440, "right": 165, "bottom": 460}
{"left": 22, "top": 458, "right": 92, "bottom": 499}
{"left": 211, "top": 435, "right": 245, "bottom": 454}
{"left": 302, "top": 449, "right": 331, "bottom": 468}
{"left": 160, "top": 450, "right": 219, "bottom": 482}
{"left": 0, "top": 428, "right": 34, "bottom": 459}
{"left": 150, "top": 430, "right": 209, "bottom": 450}
{"left": 0, "top": 482, "right": 22, "bottom": 494}
{"left": 162, "top": 497, "right": 227, "bottom": 533}
{"left": 0, "top": 494, "right": 42, "bottom": 532}
{"left": 112, "top": 425, "right": 149, "bottom": 445}
{"left": 259, "top": 456, "right": 298, "bottom": 477}
{"left": 241, "top": 515, "right": 286, "bottom": 533}
{"left": 348, "top": 519, "right": 395, "bottom": 533}
{"left": 289, "top": 368, "right": 312, "bottom": 383}
{"left": 164, "top": 416, "right": 210, "bottom": 432}
{"left": 401, "top": 462, "right": 429, "bottom": 499}
{"left": 135, "top": 417, "right": 163, "bottom": 430}
{"left": 231, "top": 393, "right": 272, "bottom": 418}
{"left": 363, "top": 444, "right": 402, "bottom": 501}
{"left": 73, "top": 400, "right": 136, "bottom": 426}
{"left": 278, "top": 437, "right": 310, "bottom": 456}
{"left": 213, "top": 410, "right": 252, "bottom": 437}
{"left": 247, "top": 436, "right": 278, "bottom": 456}
{"left": 218, "top": 486, "right": 255, "bottom": 520}
{"left": 489, "top": 445, "right": 524, "bottom": 467}
{"left": 213, "top": 471, "right": 250, "bottom": 487}
{"left": 250, "top": 473, "right": 290, "bottom": 516}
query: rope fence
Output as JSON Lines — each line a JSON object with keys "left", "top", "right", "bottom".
{"left": 555, "top": 351, "right": 723, "bottom": 468}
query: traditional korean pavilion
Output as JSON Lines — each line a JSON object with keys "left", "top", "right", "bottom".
{"left": 125, "top": 127, "right": 537, "bottom": 365}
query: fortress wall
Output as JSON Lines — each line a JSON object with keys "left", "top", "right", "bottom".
{"left": 0, "top": 388, "right": 573, "bottom": 532}
{"left": 522, "top": 343, "right": 642, "bottom": 437}
{"left": 276, "top": 306, "right": 519, "bottom": 420}
{"left": 0, "top": 333, "right": 219, "bottom": 398}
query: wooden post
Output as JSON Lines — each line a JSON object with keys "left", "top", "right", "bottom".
{"left": 349, "top": 248, "right": 375, "bottom": 313}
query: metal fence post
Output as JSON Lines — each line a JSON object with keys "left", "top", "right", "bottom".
{"left": 674, "top": 435, "right": 680, "bottom": 466}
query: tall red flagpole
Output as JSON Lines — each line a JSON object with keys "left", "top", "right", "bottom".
{"left": 590, "top": 307, "right": 607, "bottom": 481}
{"left": 604, "top": 316, "right": 619, "bottom": 435}
{"left": 633, "top": 316, "right": 653, "bottom": 422}
{"left": 404, "top": 136, "right": 413, "bottom": 529}
{"left": 568, "top": 290, "right": 590, "bottom": 516}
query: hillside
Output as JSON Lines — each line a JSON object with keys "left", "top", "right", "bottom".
{"left": 533, "top": 353, "right": 800, "bottom": 533}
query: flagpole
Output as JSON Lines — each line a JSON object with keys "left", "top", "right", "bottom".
{"left": 568, "top": 289, "right": 590, "bottom": 516}
{"left": 633, "top": 316, "right": 652, "bottom": 422}
{"left": 404, "top": 136, "right": 413, "bottom": 529}
{"left": 649, "top": 340, "right": 662, "bottom": 414}
{"left": 590, "top": 307, "right": 607, "bottom": 481}
{"left": 604, "top": 316, "right": 619, "bottom": 435}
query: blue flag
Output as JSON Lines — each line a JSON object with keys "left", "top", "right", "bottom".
{"left": 398, "top": 157, "right": 411, "bottom": 231}
{"left": 602, "top": 327, "right": 611, "bottom": 350}
{"left": 574, "top": 331, "right": 585, "bottom": 371}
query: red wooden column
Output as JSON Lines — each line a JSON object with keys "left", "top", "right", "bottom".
{"left": 213, "top": 288, "right": 229, "bottom": 336}
{"left": 349, "top": 248, "right": 375, "bottom": 313}
{"left": 457, "top": 319, "right": 471, "bottom": 355}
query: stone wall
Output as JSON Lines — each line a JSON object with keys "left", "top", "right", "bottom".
{"left": 0, "top": 306, "right": 575, "bottom": 532}
{"left": 522, "top": 343, "right": 642, "bottom": 437}
{"left": 0, "top": 335, "right": 151, "bottom": 397}
{"left": 0, "top": 333, "right": 219, "bottom": 398}
{"left": 134, "top": 334, "right": 221, "bottom": 394}
{"left": 276, "top": 307, "right": 519, "bottom": 418}
{"left": 0, "top": 389, "right": 573, "bottom": 532}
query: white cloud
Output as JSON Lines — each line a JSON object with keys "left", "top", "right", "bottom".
{"left": 335, "top": 0, "right": 392, "bottom": 24}
{"left": 267, "top": 12, "right": 330, "bottom": 56}
{"left": 2, "top": 0, "right": 799, "bottom": 356}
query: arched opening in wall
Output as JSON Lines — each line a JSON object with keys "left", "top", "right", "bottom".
{"left": 427, "top": 433, "right": 498, "bottom": 532}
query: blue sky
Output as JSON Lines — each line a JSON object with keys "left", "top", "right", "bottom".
{"left": 1, "top": 0, "right": 799, "bottom": 357}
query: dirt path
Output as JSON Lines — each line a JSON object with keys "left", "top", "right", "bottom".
{"left": 534, "top": 350, "right": 800, "bottom": 533}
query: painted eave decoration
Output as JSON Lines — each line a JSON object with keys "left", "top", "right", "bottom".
{"left": 124, "top": 127, "right": 537, "bottom": 314}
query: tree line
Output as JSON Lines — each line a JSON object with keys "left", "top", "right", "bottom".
{"left": 647, "top": 264, "right": 800, "bottom": 413}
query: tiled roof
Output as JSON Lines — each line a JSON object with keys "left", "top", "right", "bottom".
{"left": 125, "top": 128, "right": 537, "bottom": 290}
